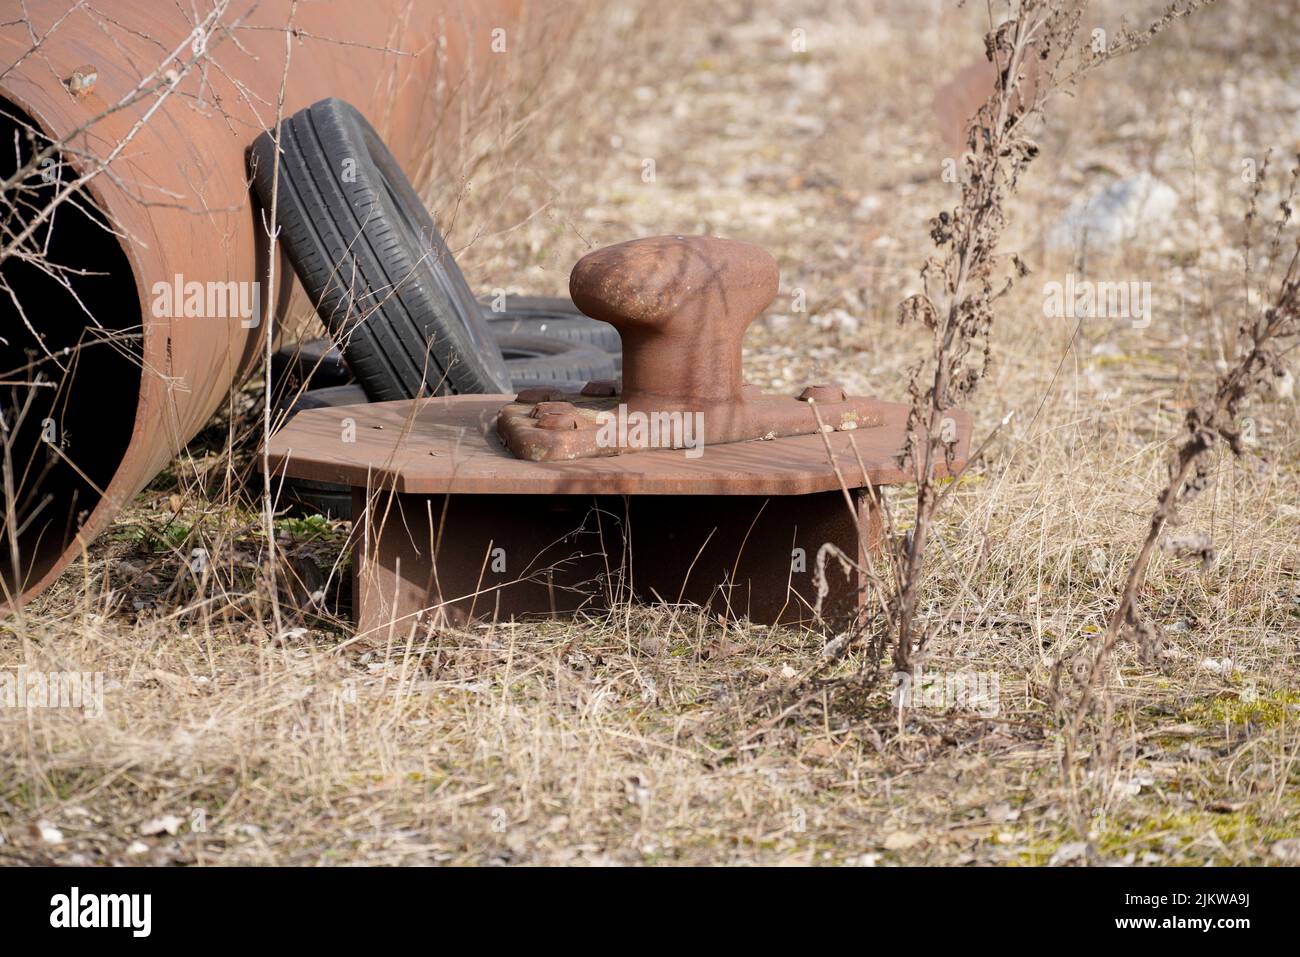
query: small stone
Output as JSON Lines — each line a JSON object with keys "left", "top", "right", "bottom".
{"left": 34, "top": 821, "right": 64, "bottom": 844}
{"left": 140, "top": 814, "right": 182, "bottom": 836}
{"left": 1047, "top": 173, "right": 1180, "bottom": 250}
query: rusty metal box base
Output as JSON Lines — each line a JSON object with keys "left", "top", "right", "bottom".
{"left": 352, "top": 488, "right": 879, "bottom": 641}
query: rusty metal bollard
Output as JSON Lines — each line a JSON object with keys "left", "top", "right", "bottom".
{"left": 569, "top": 235, "right": 779, "bottom": 410}
{"left": 498, "top": 234, "right": 886, "bottom": 461}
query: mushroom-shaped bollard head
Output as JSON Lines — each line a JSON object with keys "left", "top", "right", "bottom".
{"left": 569, "top": 235, "right": 778, "bottom": 406}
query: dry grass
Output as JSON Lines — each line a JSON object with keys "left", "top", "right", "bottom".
{"left": 2, "top": 0, "right": 1298, "bottom": 866}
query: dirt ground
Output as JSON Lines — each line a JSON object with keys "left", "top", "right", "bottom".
{"left": 3, "top": 0, "right": 1299, "bottom": 865}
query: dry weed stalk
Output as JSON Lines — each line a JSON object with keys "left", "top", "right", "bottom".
{"left": 1056, "top": 155, "right": 1300, "bottom": 818}
{"left": 891, "top": 0, "right": 1215, "bottom": 676}
{"left": 757, "top": 0, "right": 1216, "bottom": 732}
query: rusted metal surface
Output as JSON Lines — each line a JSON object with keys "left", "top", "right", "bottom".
{"left": 496, "top": 386, "right": 885, "bottom": 461}
{"left": 352, "top": 487, "right": 879, "bottom": 640}
{"left": 266, "top": 231, "right": 973, "bottom": 634}
{"left": 571, "top": 235, "right": 778, "bottom": 408}
{"left": 266, "top": 394, "right": 972, "bottom": 495}
{"left": 498, "top": 235, "right": 892, "bottom": 461}
{"left": 0, "top": 0, "right": 577, "bottom": 609}
{"left": 269, "top": 388, "right": 969, "bottom": 634}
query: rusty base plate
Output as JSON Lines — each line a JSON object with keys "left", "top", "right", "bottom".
{"left": 266, "top": 395, "right": 972, "bottom": 638}
{"left": 496, "top": 385, "right": 886, "bottom": 462}
{"left": 266, "top": 395, "right": 972, "bottom": 496}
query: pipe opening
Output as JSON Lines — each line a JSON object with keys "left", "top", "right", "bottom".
{"left": 0, "top": 99, "right": 142, "bottom": 605}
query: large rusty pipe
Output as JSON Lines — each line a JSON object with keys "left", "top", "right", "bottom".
{"left": 0, "top": 0, "right": 568, "bottom": 609}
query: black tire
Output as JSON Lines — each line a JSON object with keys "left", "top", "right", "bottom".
{"left": 269, "top": 384, "right": 367, "bottom": 521}
{"left": 495, "top": 332, "right": 618, "bottom": 390}
{"left": 250, "top": 98, "right": 511, "bottom": 400}
{"left": 279, "top": 477, "right": 353, "bottom": 521}
{"left": 270, "top": 383, "right": 369, "bottom": 435}
{"left": 482, "top": 294, "right": 623, "bottom": 355}
{"left": 270, "top": 338, "right": 352, "bottom": 393}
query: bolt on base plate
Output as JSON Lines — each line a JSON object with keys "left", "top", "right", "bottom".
{"left": 496, "top": 383, "right": 885, "bottom": 462}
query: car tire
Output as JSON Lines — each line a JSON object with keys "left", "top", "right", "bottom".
{"left": 482, "top": 295, "right": 623, "bottom": 357}
{"left": 270, "top": 338, "right": 352, "bottom": 393}
{"left": 269, "top": 384, "right": 367, "bottom": 520}
{"left": 250, "top": 98, "right": 512, "bottom": 400}
{"left": 495, "top": 332, "right": 618, "bottom": 390}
